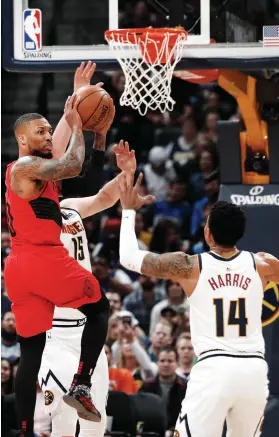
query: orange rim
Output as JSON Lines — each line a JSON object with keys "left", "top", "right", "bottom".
{"left": 105, "top": 28, "right": 187, "bottom": 64}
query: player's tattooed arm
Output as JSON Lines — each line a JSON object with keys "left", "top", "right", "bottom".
{"left": 141, "top": 251, "right": 194, "bottom": 280}
{"left": 12, "top": 128, "right": 85, "bottom": 185}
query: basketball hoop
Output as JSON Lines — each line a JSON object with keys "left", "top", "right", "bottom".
{"left": 105, "top": 28, "right": 187, "bottom": 116}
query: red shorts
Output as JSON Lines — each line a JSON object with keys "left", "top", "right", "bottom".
{"left": 4, "top": 246, "right": 101, "bottom": 337}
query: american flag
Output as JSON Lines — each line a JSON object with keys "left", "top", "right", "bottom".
{"left": 263, "top": 26, "right": 279, "bottom": 46}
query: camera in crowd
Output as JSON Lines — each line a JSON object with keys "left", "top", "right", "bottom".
{"left": 244, "top": 147, "right": 269, "bottom": 175}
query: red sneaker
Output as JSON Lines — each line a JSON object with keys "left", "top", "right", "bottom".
{"left": 63, "top": 383, "right": 101, "bottom": 422}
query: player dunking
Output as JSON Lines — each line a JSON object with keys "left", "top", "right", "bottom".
{"left": 4, "top": 68, "right": 114, "bottom": 436}
{"left": 117, "top": 169, "right": 279, "bottom": 437}
{"left": 39, "top": 139, "right": 137, "bottom": 437}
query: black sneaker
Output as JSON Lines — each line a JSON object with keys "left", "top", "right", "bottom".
{"left": 63, "top": 382, "right": 101, "bottom": 422}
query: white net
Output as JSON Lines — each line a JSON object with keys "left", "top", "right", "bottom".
{"left": 105, "top": 30, "right": 187, "bottom": 116}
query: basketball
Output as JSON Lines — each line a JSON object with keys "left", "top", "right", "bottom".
{"left": 76, "top": 85, "right": 113, "bottom": 131}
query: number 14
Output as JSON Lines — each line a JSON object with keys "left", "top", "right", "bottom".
{"left": 213, "top": 298, "right": 248, "bottom": 337}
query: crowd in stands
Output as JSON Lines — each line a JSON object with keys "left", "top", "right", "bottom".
{"left": 1, "top": 65, "right": 239, "bottom": 435}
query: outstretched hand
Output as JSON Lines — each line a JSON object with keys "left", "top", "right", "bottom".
{"left": 118, "top": 171, "right": 155, "bottom": 210}
{"left": 74, "top": 61, "right": 104, "bottom": 92}
{"left": 64, "top": 93, "right": 82, "bottom": 129}
{"left": 113, "top": 140, "right": 136, "bottom": 175}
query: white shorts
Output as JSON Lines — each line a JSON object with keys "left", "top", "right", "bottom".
{"left": 175, "top": 353, "right": 269, "bottom": 437}
{"left": 39, "top": 326, "right": 109, "bottom": 437}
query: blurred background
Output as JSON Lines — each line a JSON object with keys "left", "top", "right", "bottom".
{"left": 2, "top": 1, "right": 279, "bottom": 436}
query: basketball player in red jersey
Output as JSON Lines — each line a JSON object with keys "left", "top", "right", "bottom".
{"left": 4, "top": 69, "right": 114, "bottom": 437}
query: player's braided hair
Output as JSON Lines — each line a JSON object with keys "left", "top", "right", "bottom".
{"left": 208, "top": 201, "right": 246, "bottom": 247}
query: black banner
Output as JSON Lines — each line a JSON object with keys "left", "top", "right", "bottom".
{"left": 220, "top": 184, "right": 279, "bottom": 257}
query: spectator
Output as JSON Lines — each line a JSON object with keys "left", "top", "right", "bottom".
{"left": 149, "top": 280, "right": 189, "bottom": 335}
{"left": 1, "top": 202, "right": 8, "bottom": 230}
{"left": 176, "top": 334, "right": 195, "bottom": 380}
{"left": 1, "top": 312, "right": 20, "bottom": 361}
{"left": 173, "top": 309, "right": 191, "bottom": 340}
{"left": 106, "top": 291, "right": 122, "bottom": 315}
{"left": 93, "top": 218, "right": 121, "bottom": 265}
{"left": 145, "top": 180, "right": 192, "bottom": 239}
{"left": 199, "top": 145, "right": 219, "bottom": 179}
{"left": 140, "top": 346, "right": 187, "bottom": 431}
{"left": 1, "top": 358, "right": 14, "bottom": 395}
{"left": 159, "top": 307, "right": 180, "bottom": 331}
{"left": 142, "top": 146, "right": 175, "bottom": 201}
{"left": 104, "top": 342, "right": 138, "bottom": 394}
{"left": 148, "top": 322, "right": 172, "bottom": 363}
{"left": 135, "top": 211, "right": 151, "bottom": 250}
{"left": 166, "top": 116, "right": 197, "bottom": 165}
{"left": 203, "top": 110, "right": 220, "bottom": 144}
{"left": 111, "top": 318, "right": 157, "bottom": 387}
{"left": 1, "top": 231, "right": 11, "bottom": 251}
{"left": 103, "top": 144, "right": 121, "bottom": 184}
{"left": 191, "top": 200, "right": 212, "bottom": 254}
{"left": 123, "top": 275, "right": 166, "bottom": 334}
{"left": 1, "top": 270, "right": 11, "bottom": 315}
{"left": 107, "top": 314, "right": 124, "bottom": 346}
{"left": 190, "top": 176, "right": 219, "bottom": 240}
{"left": 149, "top": 219, "right": 183, "bottom": 254}
{"left": 92, "top": 256, "right": 132, "bottom": 296}
{"left": 2, "top": 391, "right": 20, "bottom": 437}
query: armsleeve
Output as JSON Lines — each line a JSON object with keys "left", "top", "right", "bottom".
{"left": 82, "top": 149, "right": 105, "bottom": 196}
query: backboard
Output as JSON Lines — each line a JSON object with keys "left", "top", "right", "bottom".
{"left": 2, "top": 0, "right": 279, "bottom": 72}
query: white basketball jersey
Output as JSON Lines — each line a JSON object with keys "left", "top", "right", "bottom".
{"left": 189, "top": 250, "right": 265, "bottom": 356}
{"left": 52, "top": 207, "right": 91, "bottom": 322}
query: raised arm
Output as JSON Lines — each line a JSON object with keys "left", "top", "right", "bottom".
{"left": 60, "top": 174, "right": 122, "bottom": 218}
{"left": 52, "top": 61, "right": 99, "bottom": 159}
{"left": 12, "top": 95, "right": 85, "bottom": 184}
{"left": 60, "top": 140, "right": 136, "bottom": 218}
{"left": 120, "top": 207, "right": 194, "bottom": 280}
{"left": 81, "top": 104, "right": 115, "bottom": 197}
{"left": 117, "top": 171, "right": 196, "bottom": 282}
{"left": 255, "top": 252, "right": 279, "bottom": 284}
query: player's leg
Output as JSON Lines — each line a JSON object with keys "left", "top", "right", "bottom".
{"left": 51, "top": 403, "right": 78, "bottom": 437}
{"left": 175, "top": 359, "right": 231, "bottom": 437}
{"left": 33, "top": 252, "right": 110, "bottom": 421}
{"left": 79, "top": 412, "right": 107, "bottom": 437}
{"left": 15, "top": 332, "right": 47, "bottom": 436}
{"left": 14, "top": 249, "right": 109, "bottom": 423}
{"left": 63, "top": 298, "right": 109, "bottom": 421}
{"left": 4, "top": 253, "right": 55, "bottom": 437}
{"left": 79, "top": 348, "right": 109, "bottom": 437}
{"left": 226, "top": 399, "right": 265, "bottom": 437}
{"left": 226, "top": 358, "right": 268, "bottom": 437}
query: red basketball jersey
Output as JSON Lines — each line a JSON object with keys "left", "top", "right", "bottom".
{"left": 5, "top": 161, "right": 63, "bottom": 247}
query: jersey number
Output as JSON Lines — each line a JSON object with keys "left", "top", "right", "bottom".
{"left": 213, "top": 298, "right": 248, "bottom": 337}
{"left": 71, "top": 236, "right": 85, "bottom": 261}
{"left": 6, "top": 202, "right": 16, "bottom": 237}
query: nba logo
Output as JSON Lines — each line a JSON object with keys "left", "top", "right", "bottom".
{"left": 23, "top": 9, "right": 42, "bottom": 51}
